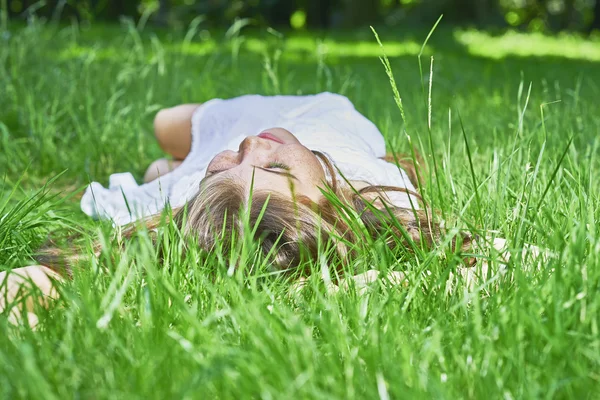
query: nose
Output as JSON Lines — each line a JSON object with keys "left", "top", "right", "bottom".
{"left": 239, "top": 136, "right": 270, "bottom": 158}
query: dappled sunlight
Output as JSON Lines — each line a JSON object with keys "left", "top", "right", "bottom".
{"left": 244, "top": 36, "right": 427, "bottom": 60}
{"left": 287, "top": 36, "right": 426, "bottom": 58}
{"left": 57, "top": 40, "right": 218, "bottom": 65}
{"left": 57, "top": 35, "right": 426, "bottom": 65}
{"left": 166, "top": 41, "right": 217, "bottom": 56}
{"left": 455, "top": 30, "right": 600, "bottom": 62}
{"left": 57, "top": 44, "right": 123, "bottom": 61}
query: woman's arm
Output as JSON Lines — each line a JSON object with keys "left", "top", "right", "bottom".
{"left": 153, "top": 104, "right": 202, "bottom": 160}
{"left": 0, "top": 266, "right": 63, "bottom": 328}
{"left": 290, "top": 238, "right": 550, "bottom": 296}
{"left": 143, "top": 104, "right": 203, "bottom": 182}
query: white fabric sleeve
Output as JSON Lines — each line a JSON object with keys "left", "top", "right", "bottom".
{"left": 80, "top": 99, "right": 234, "bottom": 225}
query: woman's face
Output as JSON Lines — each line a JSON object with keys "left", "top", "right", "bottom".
{"left": 204, "top": 128, "right": 326, "bottom": 203}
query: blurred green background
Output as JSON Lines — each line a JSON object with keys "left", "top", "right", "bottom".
{"left": 1, "top": 1, "right": 600, "bottom": 398}
{"left": 2, "top": 0, "right": 600, "bottom": 33}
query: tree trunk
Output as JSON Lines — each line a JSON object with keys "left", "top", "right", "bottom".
{"left": 474, "top": 0, "right": 501, "bottom": 26}
{"left": 474, "top": 0, "right": 489, "bottom": 24}
{"left": 101, "top": 0, "right": 138, "bottom": 21}
{"left": 559, "top": 0, "right": 575, "bottom": 30}
{"left": 589, "top": 0, "right": 600, "bottom": 33}
{"left": 156, "top": 0, "right": 169, "bottom": 26}
{"left": 342, "top": 0, "right": 379, "bottom": 28}
{"left": 263, "top": 0, "right": 294, "bottom": 28}
{"left": 306, "top": 0, "right": 333, "bottom": 29}
{"left": 439, "top": 0, "right": 484, "bottom": 25}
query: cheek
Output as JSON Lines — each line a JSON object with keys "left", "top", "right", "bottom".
{"left": 303, "top": 153, "right": 326, "bottom": 179}
{"left": 279, "top": 146, "right": 325, "bottom": 180}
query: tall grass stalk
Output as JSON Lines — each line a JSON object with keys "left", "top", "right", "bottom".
{"left": 0, "top": 19, "right": 599, "bottom": 398}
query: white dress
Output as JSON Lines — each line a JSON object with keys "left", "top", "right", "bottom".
{"left": 80, "top": 92, "right": 418, "bottom": 225}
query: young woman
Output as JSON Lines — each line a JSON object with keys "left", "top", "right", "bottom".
{"left": 1, "top": 92, "right": 532, "bottom": 327}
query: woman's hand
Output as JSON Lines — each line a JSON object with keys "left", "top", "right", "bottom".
{"left": 289, "top": 237, "right": 552, "bottom": 297}
{"left": 0, "top": 266, "right": 63, "bottom": 328}
{"left": 289, "top": 269, "right": 407, "bottom": 296}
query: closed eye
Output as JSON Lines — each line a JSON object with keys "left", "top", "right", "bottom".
{"left": 266, "top": 162, "right": 290, "bottom": 170}
{"left": 256, "top": 166, "right": 298, "bottom": 181}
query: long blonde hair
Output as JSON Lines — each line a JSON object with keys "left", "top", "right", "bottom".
{"left": 37, "top": 151, "right": 471, "bottom": 275}
{"left": 173, "top": 151, "right": 443, "bottom": 273}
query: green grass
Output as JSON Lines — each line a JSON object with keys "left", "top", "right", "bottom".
{"left": 1, "top": 18, "right": 600, "bottom": 398}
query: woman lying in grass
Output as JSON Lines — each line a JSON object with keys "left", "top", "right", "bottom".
{"left": 1, "top": 92, "right": 536, "bottom": 326}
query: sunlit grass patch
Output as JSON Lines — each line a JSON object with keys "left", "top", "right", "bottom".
{"left": 455, "top": 29, "right": 600, "bottom": 61}
{"left": 244, "top": 36, "right": 427, "bottom": 59}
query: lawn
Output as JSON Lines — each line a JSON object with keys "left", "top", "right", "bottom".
{"left": 1, "top": 19, "right": 599, "bottom": 398}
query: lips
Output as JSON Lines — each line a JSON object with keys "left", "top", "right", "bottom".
{"left": 257, "top": 132, "right": 284, "bottom": 144}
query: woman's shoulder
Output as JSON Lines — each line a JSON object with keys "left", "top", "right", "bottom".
{"left": 216, "top": 92, "right": 354, "bottom": 107}
{"left": 198, "top": 93, "right": 358, "bottom": 127}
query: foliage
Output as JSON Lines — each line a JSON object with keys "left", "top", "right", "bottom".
{"left": 1, "top": 0, "right": 599, "bottom": 32}
{"left": 1, "top": 18, "right": 600, "bottom": 398}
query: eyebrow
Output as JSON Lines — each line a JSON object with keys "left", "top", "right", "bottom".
{"left": 255, "top": 167, "right": 299, "bottom": 181}
{"left": 204, "top": 167, "right": 299, "bottom": 182}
